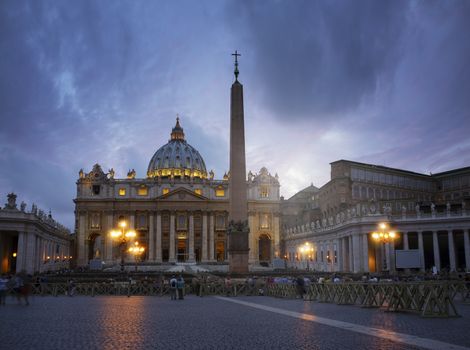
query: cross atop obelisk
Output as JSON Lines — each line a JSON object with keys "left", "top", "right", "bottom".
{"left": 232, "top": 50, "right": 241, "bottom": 80}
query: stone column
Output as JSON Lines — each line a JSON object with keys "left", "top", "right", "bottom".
{"left": 432, "top": 231, "right": 441, "bottom": 271}
{"left": 156, "top": 212, "right": 162, "bottom": 262}
{"left": 273, "top": 213, "right": 280, "bottom": 258}
{"left": 105, "top": 212, "right": 113, "bottom": 263}
{"left": 129, "top": 213, "right": 135, "bottom": 229}
{"left": 403, "top": 232, "right": 409, "bottom": 250}
{"left": 464, "top": 229, "right": 470, "bottom": 272}
{"left": 418, "top": 231, "right": 425, "bottom": 271}
{"left": 248, "top": 212, "right": 256, "bottom": 264}
{"left": 78, "top": 213, "right": 87, "bottom": 266}
{"left": 25, "top": 232, "right": 37, "bottom": 274}
{"left": 169, "top": 212, "right": 176, "bottom": 263}
{"left": 201, "top": 212, "right": 208, "bottom": 262}
{"left": 188, "top": 213, "right": 195, "bottom": 262}
{"left": 341, "top": 237, "right": 347, "bottom": 272}
{"left": 362, "top": 233, "right": 369, "bottom": 272}
{"left": 348, "top": 235, "right": 354, "bottom": 273}
{"left": 209, "top": 213, "right": 215, "bottom": 261}
{"left": 448, "top": 231, "right": 456, "bottom": 272}
{"left": 16, "top": 232, "right": 26, "bottom": 273}
{"left": 338, "top": 238, "right": 343, "bottom": 271}
{"left": 389, "top": 240, "right": 396, "bottom": 272}
{"left": 352, "top": 234, "right": 361, "bottom": 273}
{"left": 148, "top": 212, "right": 155, "bottom": 262}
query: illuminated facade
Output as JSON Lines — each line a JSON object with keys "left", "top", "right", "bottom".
{"left": 282, "top": 160, "right": 470, "bottom": 273}
{"left": 74, "top": 119, "right": 281, "bottom": 269}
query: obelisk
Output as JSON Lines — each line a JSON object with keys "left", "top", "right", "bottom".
{"left": 228, "top": 50, "right": 249, "bottom": 274}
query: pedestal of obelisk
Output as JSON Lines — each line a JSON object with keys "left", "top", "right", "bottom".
{"left": 228, "top": 51, "right": 249, "bottom": 274}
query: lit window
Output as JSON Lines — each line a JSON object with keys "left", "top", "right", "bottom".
{"left": 162, "top": 188, "right": 170, "bottom": 195}
{"left": 138, "top": 186, "right": 148, "bottom": 196}
{"left": 119, "top": 188, "right": 126, "bottom": 196}
{"left": 90, "top": 213, "right": 100, "bottom": 229}
{"left": 260, "top": 214, "right": 270, "bottom": 229}
{"left": 215, "top": 186, "right": 225, "bottom": 197}
{"left": 195, "top": 188, "right": 202, "bottom": 195}
{"left": 260, "top": 186, "right": 269, "bottom": 198}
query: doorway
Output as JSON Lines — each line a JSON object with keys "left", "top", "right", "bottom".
{"left": 177, "top": 239, "right": 187, "bottom": 262}
{"left": 216, "top": 241, "right": 225, "bottom": 262}
{"left": 259, "top": 234, "right": 272, "bottom": 262}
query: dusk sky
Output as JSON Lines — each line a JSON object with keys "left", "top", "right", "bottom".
{"left": 1, "top": 0, "right": 469, "bottom": 229}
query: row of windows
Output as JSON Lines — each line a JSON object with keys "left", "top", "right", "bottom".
{"left": 351, "top": 167, "right": 434, "bottom": 191}
{"left": 352, "top": 186, "right": 432, "bottom": 202}
{"left": 116, "top": 187, "right": 225, "bottom": 197}
{"left": 441, "top": 176, "right": 470, "bottom": 190}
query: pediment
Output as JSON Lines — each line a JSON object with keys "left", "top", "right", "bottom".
{"left": 157, "top": 187, "right": 207, "bottom": 201}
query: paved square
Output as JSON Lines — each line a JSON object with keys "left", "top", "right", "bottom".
{"left": 0, "top": 295, "right": 469, "bottom": 349}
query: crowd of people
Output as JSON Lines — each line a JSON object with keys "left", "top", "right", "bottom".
{"left": 0, "top": 271, "right": 33, "bottom": 306}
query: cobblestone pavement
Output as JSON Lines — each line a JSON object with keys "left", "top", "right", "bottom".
{"left": 0, "top": 295, "right": 469, "bottom": 350}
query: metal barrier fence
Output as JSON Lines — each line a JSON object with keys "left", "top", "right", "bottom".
{"left": 7, "top": 280, "right": 469, "bottom": 318}
{"left": 265, "top": 281, "right": 470, "bottom": 318}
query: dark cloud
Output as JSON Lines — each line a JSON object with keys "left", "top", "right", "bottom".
{"left": 1, "top": 0, "right": 469, "bottom": 225}
{"left": 229, "top": 0, "right": 408, "bottom": 120}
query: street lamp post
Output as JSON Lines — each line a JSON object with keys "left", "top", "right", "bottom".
{"left": 371, "top": 222, "right": 397, "bottom": 272}
{"left": 110, "top": 218, "right": 137, "bottom": 272}
{"left": 299, "top": 242, "right": 314, "bottom": 271}
{"left": 128, "top": 241, "right": 145, "bottom": 272}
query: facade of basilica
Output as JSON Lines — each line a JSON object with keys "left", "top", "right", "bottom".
{"left": 74, "top": 119, "right": 281, "bottom": 269}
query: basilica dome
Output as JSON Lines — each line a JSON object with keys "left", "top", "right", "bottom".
{"left": 147, "top": 118, "right": 208, "bottom": 179}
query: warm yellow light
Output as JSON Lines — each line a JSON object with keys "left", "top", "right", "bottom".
{"left": 379, "top": 222, "right": 387, "bottom": 230}
{"left": 299, "top": 247, "right": 304, "bottom": 252}
{"left": 125, "top": 230, "right": 136, "bottom": 238}
{"left": 47, "top": 256, "right": 51, "bottom": 260}
{"left": 372, "top": 232, "right": 379, "bottom": 240}
{"left": 379, "top": 232, "right": 384, "bottom": 238}
{"left": 215, "top": 189, "right": 225, "bottom": 197}
{"left": 389, "top": 231, "right": 396, "bottom": 239}
{"left": 12, "top": 252, "right": 17, "bottom": 258}
{"left": 162, "top": 188, "right": 170, "bottom": 195}
{"left": 119, "top": 188, "right": 126, "bottom": 196}
{"left": 69, "top": 256, "right": 73, "bottom": 259}
{"left": 194, "top": 188, "right": 202, "bottom": 195}
{"left": 138, "top": 186, "right": 148, "bottom": 196}
{"left": 139, "top": 247, "right": 145, "bottom": 252}
{"left": 119, "top": 220, "right": 127, "bottom": 228}
{"left": 110, "top": 230, "right": 121, "bottom": 238}
{"left": 305, "top": 242, "right": 309, "bottom": 246}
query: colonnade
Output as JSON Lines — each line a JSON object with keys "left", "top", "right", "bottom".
{"left": 286, "top": 229, "right": 470, "bottom": 273}
{"left": 15, "top": 231, "right": 71, "bottom": 274}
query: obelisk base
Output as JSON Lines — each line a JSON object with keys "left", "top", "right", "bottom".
{"left": 229, "top": 250, "right": 249, "bottom": 274}
{"left": 227, "top": 220, "right": 250, "bottom": 274}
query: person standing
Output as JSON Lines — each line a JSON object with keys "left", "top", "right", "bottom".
{"left": 169, "top": 275, "right": 177, "bottom": 300}
{"left": 177, "top": 275, "right": 185, "bottom": 300}
{"left": 0, "top": 274, "right": 9, "bottom": 305}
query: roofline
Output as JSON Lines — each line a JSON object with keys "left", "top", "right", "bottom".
{"left": 330, "top": 159, "right": 432, "bottom": 179}
{"left": 431, "top": 166, "right": 470, "bottom": 177}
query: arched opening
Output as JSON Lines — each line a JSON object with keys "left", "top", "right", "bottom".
{"left": 88, "top": 233, "right": 101, "bottom": 261}
{"left": 258, "top": 234, "right": 272, "bottom": 263}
